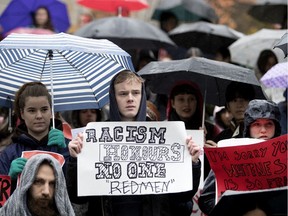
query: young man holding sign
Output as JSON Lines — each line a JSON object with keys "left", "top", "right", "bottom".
{"left": 66, "top": 70, "right": 201, "bottom": 216}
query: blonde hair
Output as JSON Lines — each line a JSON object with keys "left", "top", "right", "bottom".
{"left": 114, "top": 70, "right": 144, "bottom": 85}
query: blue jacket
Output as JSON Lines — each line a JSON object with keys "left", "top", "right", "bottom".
{"left": 0, "top": 120, "right": 70, "bottom": 177}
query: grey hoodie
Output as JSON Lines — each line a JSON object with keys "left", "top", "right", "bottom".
{"left": 0, "top": 154, "right": 75, "bottom": 216}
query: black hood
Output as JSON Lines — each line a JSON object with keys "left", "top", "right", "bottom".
{"left": 243, "top": 99, "right": 281, "bottom": 138}
{"left": 109, "top": 72, "right": 147, "bottom": 121}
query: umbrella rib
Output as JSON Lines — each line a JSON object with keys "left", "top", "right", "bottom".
{"left": 41, "top": 51, "right": 50, "bottom": 80}
{"left": 55, "top": 50, "right": 101, "bottom": 108}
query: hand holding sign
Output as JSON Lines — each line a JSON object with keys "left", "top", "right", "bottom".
{"left": 8, "top": 158, "right": 27, "bottom": 180}
{"left": 186, "top": 136, "right": 201, "bottom": 163}
{"left": 68, "top": 132, "right": 84, "bottom": 158}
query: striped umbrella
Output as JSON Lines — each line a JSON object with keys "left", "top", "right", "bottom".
{"left": 0, "top": 32, "right": 134, "bottom": 126}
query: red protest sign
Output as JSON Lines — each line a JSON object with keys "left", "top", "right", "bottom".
{"left": 0, "top": 175, "right": 11, "bottom": 207}
{"left": 17, "top": 151, "right": 66, "bottom": 186}
{"left": 21, "top": 150, "right": 65, "bottom": 166}
{"left": 204, "top": 135, "right": 287, "bottom": 203}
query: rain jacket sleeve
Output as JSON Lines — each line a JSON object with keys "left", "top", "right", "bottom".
{"left": 198, "top": 170, "right": 216, "bottom": 215}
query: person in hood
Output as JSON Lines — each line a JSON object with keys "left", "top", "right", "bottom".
{"left": 66, "top": 70, "right": 201, "bottom": 216}
{"left": 0, "top": 82, "right": 70, "bottom": 191}
{"left": 243, "top": 99, "right": 281, "bottom": 139}
{"left": 0, "top": 154, "right": 75, "bottom": 216}
{"left": 198, "top": 99, "right": 282, "bottom": 215}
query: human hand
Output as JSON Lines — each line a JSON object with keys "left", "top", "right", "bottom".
{"left": 8, "top": 157, "right": 28, "bottom": 180}
{"left": 205, "top": 140, "right": 218, "bottom": 148}
{"left": 68, "top": 133, "right": 83, "bottom": 158}
{"left": 48, "top": 128, "right": 66, "bottom": 148}
{"left": 186, "top": 136, "right": 201, "bottom": 163}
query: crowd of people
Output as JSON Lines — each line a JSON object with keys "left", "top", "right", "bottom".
{"left": 0, "top": 4, "right": 287, "bottom": 216}
{"left": 0, "top": 68, "right": 286, "bottom": 216}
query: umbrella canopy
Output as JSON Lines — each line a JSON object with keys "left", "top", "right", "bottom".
{"left": 137, "top": 57, "right": 266, "bottom": 106}
{"left": 152, "top": 0, "right": 218, "bottom": 23}
{"left": 169, "top": 21, "right": 244, "bottom": 55}
{"left": 260, "top": 62, "right": 288, "bottom": 88}
{"left": 229, "top": 28, "right": 287, "bottom": 68}
{"left": 274, "top": 32, "right": 288, "bottom": 58}
{"left": 0, "top": 0, "right": 70, "bottom": 36}
{"left": 248, "top": 0, "right": 287, "bottom": 25}
{"left": 74, "top": 16, "right": 176, "bottom": 50}
{"left": 77, "top": 0, "right": 149, "bottom": 14}
{"left": 0, "top": 33, "right": 134, "bottom": 112}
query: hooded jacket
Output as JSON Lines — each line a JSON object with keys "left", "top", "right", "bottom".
{"left": 66, "top": 72, "right": 201, "bottom": 216}
{"left": 0, "top": 119, "right": 70, "bottom": 190}
{"left": 109, "top": 72, "right": 147, "bottom": 121}
{"left": 243, "top": 99, "right": 281, "bottom": 138}
{"left": 0, "top": 154, "right": 75, "bottom": 216}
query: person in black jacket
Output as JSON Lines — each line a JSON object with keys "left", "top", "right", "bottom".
{"left": 66, "top": 70, "right": 201, "bottom": 216}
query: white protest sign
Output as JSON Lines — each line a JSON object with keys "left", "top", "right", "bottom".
{"left": 78, "top": 121, "right": 197, "bottom": 196}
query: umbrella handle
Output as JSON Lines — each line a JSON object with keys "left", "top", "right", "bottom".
{"left": 49, "top": 50, "right": 55, "bottom": 129}
{"left": 202, "top": 89, "right": 206, "bottom": 129}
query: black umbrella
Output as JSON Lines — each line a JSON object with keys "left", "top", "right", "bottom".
{"left": 209, "top": 187, "right": 288, "bottom": 216}
{"left": 248, "top": 0, "right": 287, "bottom": 27}
{"left": 152, "top": 0, "right": 218, "bottom": 23}
{"left": 137, "top": 57, "right": 266, "bottom": 106}
{"left": 168, "top": 21, "right": 244, "bottom": 54}
{"left": 74, "top": 16, "right": 176, "bottom": 50}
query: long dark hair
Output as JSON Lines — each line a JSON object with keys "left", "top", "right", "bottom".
{"left": 32, "top": 6, "right": 55, "bottom": 31}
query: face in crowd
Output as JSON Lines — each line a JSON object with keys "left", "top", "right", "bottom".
{"left": 249, "top": 119, "right": 276, "bottom": 140}
{"left": 114, "top": 73, "right": 143, "bottom": 121}
{"left": 15, "top": 82, "right": 52, "bottom": 141}
{"left": 28, "top": 162, "right": 56, "bottom": 216}
{"left": 20, "top": 95, "right": 52, "bottom": 140}
{"left": 226, "top": 98, "right": 249, "bottom": 124}
{"left": 79, "top": 109, "right": 98, "bottom": 127}
{"left": 35, "top": 7, "right": 50, "bottom": 27}
{"left": 171, "top": 93, "right": 197, "bottom": 121}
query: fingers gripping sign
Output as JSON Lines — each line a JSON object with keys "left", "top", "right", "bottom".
{"left": 68, "top": 133, "right": 84, "bottom": 158}
{"left": 186, "top": 136, "right": 201, "bottom": 163}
